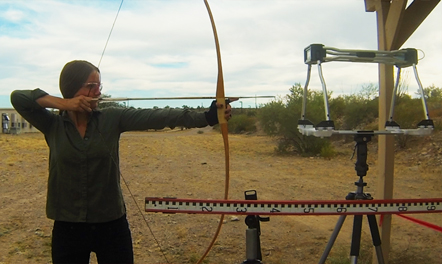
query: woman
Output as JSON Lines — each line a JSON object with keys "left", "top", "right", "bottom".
{"left": 10, "top": 60, "right": 232, "bottom": 264}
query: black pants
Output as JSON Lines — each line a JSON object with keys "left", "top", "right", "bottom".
{"left": 51, "top": 215, "right": 134, "bottom": 264}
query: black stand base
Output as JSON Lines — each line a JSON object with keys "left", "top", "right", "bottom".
{"left": 242, "top": 260, "right": 262, "bottom": 264}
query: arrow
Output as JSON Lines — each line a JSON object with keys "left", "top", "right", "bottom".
{"left": 93, "top": 95, "right": 274, "bottom": 102}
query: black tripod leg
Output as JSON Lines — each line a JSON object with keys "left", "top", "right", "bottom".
{"left": 350, "top": 215, "right": 363, "bottom": 264}
{"left": 367, "top": 215, "right": 385, "bottom": 264}
{"left": 318, "top": 215, "right": 347, "bottom": 264}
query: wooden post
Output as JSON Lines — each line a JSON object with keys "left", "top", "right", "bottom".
{"left": 375, "top": 63, "right": 395, "bottom": 264}
{"left": 375, "top": 3, "right": 396, "bottom": 263}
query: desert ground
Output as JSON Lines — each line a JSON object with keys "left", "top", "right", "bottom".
{"left": 0, "top": 127, "right": 441, "bottom": 264}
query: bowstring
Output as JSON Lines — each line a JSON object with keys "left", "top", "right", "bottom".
{"left": 98, "top": 0, "right": 124, "bottom": 68}
{"left": 96, "top": 1, "right": 170, "bottom": 262}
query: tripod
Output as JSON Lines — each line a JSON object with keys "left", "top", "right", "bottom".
{"left": 319, "top": 133, "right": 385, "bottom": 264}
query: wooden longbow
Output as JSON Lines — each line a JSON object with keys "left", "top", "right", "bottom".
{"left": 196, "top": 1, "right": 230, "bottom": 263}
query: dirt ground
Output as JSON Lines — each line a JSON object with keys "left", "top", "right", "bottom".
{"left": 0, "top": 128, "right": 441, "bottom": 264}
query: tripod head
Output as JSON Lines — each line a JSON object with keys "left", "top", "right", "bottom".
{"left": 347, "top": 132, "right": 375, "bottom": 200}
{"left": 353, "top": 133, "right": 373, "bottom": 177}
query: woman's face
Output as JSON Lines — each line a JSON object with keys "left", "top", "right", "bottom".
{"left": 74, "top": 70, "right": 101, "bottom": 109}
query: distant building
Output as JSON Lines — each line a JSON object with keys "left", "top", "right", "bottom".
{"left": 1, "top": 108, "right": 40, "bottom": 134}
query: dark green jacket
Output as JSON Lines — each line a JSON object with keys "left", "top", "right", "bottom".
{"left": 11, "top": 89, "right": 209, "bottom": 223}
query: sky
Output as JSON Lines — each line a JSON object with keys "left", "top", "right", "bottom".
{"left": 0, "top": 0, "right": 441, "bottom": 109}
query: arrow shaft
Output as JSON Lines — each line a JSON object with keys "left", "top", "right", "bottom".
{"left": 96, "top": 96, "right": 274, "bottom": 102}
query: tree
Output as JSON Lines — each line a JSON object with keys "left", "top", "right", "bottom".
{"left": 97, "top": 94, "right": 126, "bottom": 109}
{"left": 422, "top": 85, "right": 442, "bottom": 100}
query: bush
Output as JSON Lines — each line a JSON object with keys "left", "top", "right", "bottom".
{"left": 258, "top": 83, "right": 333, "bottom": 156}
{"left": 228, "top": 114, "right": 257, "bottom": 134}
{"left": 339, "top": 94, "right": 378, "bottom": 130}
{"left": 393, "top": 95, "right": 428, "bottom": 148}
{"left": 320, "top": 142, "right": 337, "bottom": 158}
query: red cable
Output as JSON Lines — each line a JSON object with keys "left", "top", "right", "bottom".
{"left": 396, "top": 214, "right": 442, "bottom": 233}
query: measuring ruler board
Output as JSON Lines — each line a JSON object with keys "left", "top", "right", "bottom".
{"left": 145, "top": 197, "right": 442, "bottom": 216}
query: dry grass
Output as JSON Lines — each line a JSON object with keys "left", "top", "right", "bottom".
{"left": 0, "top": 129, "right": 441, "bottom": 264}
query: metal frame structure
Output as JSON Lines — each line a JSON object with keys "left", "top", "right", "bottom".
{"left": 298, "top": 44, "right": 434, "bottom": 138}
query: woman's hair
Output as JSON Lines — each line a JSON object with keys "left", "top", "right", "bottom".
{"left": 59, "top": 60, "right": 100, "bottom": 99}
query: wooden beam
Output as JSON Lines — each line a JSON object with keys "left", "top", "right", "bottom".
{"left": 394, "top": 0, "right": 440, "bottom": 48}
{"left": 364, "top": 0, "right": 389, "bottom": 12}
{"left": 385, "top": 0, "right": 407, "bottom": 50}
{"left": 375, "top": 66, "right": 395, "bottom": 264}
{"left": 374, "top": 1, "right": 394, "bottom": 263}
{"left": 364, "top": 0, "right": 377, "bottom": 12}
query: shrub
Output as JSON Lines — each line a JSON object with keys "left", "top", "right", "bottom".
{"left": 228, "top": 114, "right": 257, "bottom": 134}
{"left": 258, "top": 83, "right": 333, "bottom": 156}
